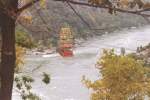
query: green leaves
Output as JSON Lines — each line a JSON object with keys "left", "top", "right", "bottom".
{"left": 22, "top": 75, "right": 34, "bottom": 83}
{"left": 14, "top": 75, "right": 41, "bottom": 100}
{"left": 15, "top": 30, "right": 36, "bottom": 49}
{"left": 42, "top": 72, "right": 50, "bottom": 84}
{"left": 15, "top": 72, "right": 50, "bottom": 100}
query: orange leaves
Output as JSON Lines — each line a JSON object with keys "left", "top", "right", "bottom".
{"left": 88, "top": 0, "right": 112, "bottom": 6}
{"left": 118, "top": 0, "right": 130, "bottom": 8}
{"left": 117, "top": 0, "right": 145, "bottom": 9}
{"left": 88, "top": 0, "right": 150, "bottom": 11}
{"left": 143, "top": 2, "right": 150, "bottom": 9}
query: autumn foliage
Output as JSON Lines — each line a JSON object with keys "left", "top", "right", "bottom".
{"left": 15, "top": 45, "right": 25, "bottom": 72}
{"left": 88, "top": 0, "right": 150, "bottom": 8}
{"left": 87, "top": 0, "right": 150, "bottom": 14}
{"left": 83, "top": 49, "right": 150, "bottom": 100}
{"left": 15, "top": 30, "right": 36, "bottom": 49}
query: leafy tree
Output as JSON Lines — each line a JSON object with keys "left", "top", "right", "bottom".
{"left": 0, "top": 0, "right": 44, "bottom": 99}
{"left": 16, "top": 30, "right": 36, "bottom": 49}
{"left": 0, "top": 0, "right": 150, "bottom": 100}
{"left": 82, "top": 49, "right": 150, "bottom": 100}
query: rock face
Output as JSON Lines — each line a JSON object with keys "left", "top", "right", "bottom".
{"left": 17, "top": 0, "right": 148, "bottom": 40}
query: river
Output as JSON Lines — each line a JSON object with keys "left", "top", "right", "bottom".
{"left": 13, "top": 25, "right": 150, "bottom": 100}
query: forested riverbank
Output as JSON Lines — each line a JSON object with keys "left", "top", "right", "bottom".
{"left": 13, "top": 25, "right": 150, "bottom": 100}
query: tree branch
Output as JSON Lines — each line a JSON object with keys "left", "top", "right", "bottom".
{"left": 54, "top": 0, "right": 150, "bottom": 17}
{"left": 67, "top": 2, "right": 91, "bottom": 29}
{"left": 67, "top": 2, "right": 106, "bottom": 30}
{"left": 16, "top": 0, "right": 40, "bottom": 13}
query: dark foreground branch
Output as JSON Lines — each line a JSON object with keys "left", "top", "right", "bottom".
{"left": 16, "top": 0, "right": 40, "bottom": 13}
{"left": 54, "top": 0, "right": 150, "bottom": 17}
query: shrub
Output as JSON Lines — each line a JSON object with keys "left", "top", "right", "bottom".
{"left": 83, "top": 49, "right": 150, "bottom": 100}
{"left": 16, "top": 30, "right": 36, "bottom": 49}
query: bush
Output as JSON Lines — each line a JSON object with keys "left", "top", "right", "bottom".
{"left": 16, "top": 30, "right": 36, "bottom": 49}
{"left": 14, "top": 73, "right": 50, "bottom": 100}
{"left": 83, "top": 49, "right": 150, "bottom": 100}
{"left": 15, "top": 75, "right": 41, "bottom": 100}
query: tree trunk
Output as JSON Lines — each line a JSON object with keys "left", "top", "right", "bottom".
{"left": 0, "top": 1, "right": 18, "bottom": 99}
{"left": 0, "top": 12, "right": 16, "bottom": 100}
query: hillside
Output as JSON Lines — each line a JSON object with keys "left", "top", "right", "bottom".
{"left": 17, "top": 0, "right": 149, "bottom": 43}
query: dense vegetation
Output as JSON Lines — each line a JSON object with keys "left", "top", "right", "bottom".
{"left": 16, "top": 30, "right": 36, "bottom": 49}
{"left": 15, "top": 28, "right": 51, "bottom": 99}
{"left": 83, "top": 49, "right": 150, "bottom": 100}
{"left": 1, "top": 0, "right": 150, "bottom": 100}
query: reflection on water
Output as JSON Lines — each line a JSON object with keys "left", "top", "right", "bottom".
{"left": 13, "top": 25, "right": 150, "bottom": 100}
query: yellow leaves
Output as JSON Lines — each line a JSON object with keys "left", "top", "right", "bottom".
{"left": 120, "top": 0, "right": 130, "bottom": 6}
{"left": 19, "top": 10, "right": 33, "bottom": 24}
{"left": 20, "top": 15, "right": 32, "bottom": 24}
{"left": 116, "top": 0, "right": 145, "bottom": 9}
{"left": 88, "top": 0, "right": 150, "bottom": 13}
{"left": 81, "top": 75, "right": 92, "bottom": 89}
{"left": 15, "top": 45, "right": 26, "bottom": 72}
{"left": 40, "top": 0, "right": 46, "bottom": 8}
{"left": 88, "top": 0, "right": 112, "bottom": 6}
{"left": 88, "top": 0, "right": 115, "bottom": 15}
{"left": 118, "top": 0, "right": 150, "bottom": 9}
{"left": 83, "top": 49, "right": 150, "bottom": 100}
